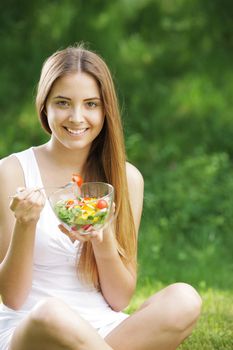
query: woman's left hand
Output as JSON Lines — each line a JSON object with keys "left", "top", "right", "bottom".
{"left": 58, "top": 224, "right": 104, "bottom": 243}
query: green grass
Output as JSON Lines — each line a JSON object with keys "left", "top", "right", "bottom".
{"left": 127, "top": 283, "right": 233, "bottom": 350}
{"left": 180, "top": 288, "right": 233, "bottom": 350}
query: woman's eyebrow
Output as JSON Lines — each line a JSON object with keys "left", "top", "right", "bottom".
{"left": 84, "top": 97, "right": 101, "bottom": 101}
{"left": 53, "top": 95, "right": 71, "bottom": 100}
{"left": 52, "top": 96, "right": 101, "bottom": 101}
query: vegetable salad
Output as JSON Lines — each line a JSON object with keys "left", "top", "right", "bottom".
{"left": 54, "top": 196, "right": 110, "bottom": 232}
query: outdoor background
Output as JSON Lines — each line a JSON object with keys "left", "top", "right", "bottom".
{"left": 0, "top": 0, "right": 233, "bottom": 349}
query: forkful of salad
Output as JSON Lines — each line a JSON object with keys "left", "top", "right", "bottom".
{"left": 8, "top": 174, "right": 83, "bottom": 198}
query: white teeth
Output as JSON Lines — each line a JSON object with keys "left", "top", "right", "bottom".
{"left": 66, "top": 127, "right": 87, "bottom": 135}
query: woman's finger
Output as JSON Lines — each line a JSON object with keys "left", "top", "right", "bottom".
{"left": 58, "top": 224, "right": 104, "bottom": 243}
{"left": 58, "top": 224, "right": 70, "bottom": 234}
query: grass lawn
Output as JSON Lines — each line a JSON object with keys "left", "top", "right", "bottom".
{"left": 180, "top": 288, "right": 233, "bottom": 350}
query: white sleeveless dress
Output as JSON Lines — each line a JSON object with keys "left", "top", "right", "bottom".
{"left": 0, "top": 147, "right": 128, "bottom": 350}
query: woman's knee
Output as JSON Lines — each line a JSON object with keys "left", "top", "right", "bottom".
{"left": 30, "top": 297, "right": 66, "bottom": 332}
{"left": 10, "top": 298, "right": 93, "bottom": 350}
{"left": 27, "top": 297, "right": 88, "bottom": 349}
{"left": 10, "top": 298, "right": 74, "bottom": 350}
{"left": 165, "top": 282, "right": 202, "bottom": 332}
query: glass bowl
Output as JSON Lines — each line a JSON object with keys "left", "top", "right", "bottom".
{"left": 49, "top": 182, "right": 114, "bottom": 234}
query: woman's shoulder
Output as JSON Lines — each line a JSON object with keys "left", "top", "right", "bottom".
{"left": 126, "top": 161, "right": 144, "bottom": 187}
{"left": 125, "top": 162, "right": 144, "bottom": 231}
{"left": 0, "top": 153, "right": 25, "bottom": 190}
{"left": 0, "top": 147, "right": 32, "bottom": 170}
{"left": 0, "top": 153, "right": 21, "bottom": 171}
{"left": 0, "top": 148, "right": 29, "bottom": 169}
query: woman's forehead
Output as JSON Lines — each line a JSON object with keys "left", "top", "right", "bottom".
{"left": 49, "top": 72, "right": 101, "bottom": 99}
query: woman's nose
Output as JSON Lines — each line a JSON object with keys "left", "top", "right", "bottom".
{"left": 69, "top": 106, "right": 84, "bottom": 123}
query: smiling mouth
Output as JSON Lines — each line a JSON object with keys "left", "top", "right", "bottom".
{"left": 64, "top": 127, "right": 88, "bottom": 136}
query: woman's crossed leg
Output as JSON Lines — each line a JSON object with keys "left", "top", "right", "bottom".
{"left": 9, "top": 283, "right": 202, "bottom": 350}
{"left": 106, "top": 282, "right": 202, "bottom": 350}
{"left": 9, "top": 297, "right": 112, "bottom": 350}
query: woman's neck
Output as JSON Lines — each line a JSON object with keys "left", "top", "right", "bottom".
{"left": 40, "top": 139, "right": 90, "bottom": 175}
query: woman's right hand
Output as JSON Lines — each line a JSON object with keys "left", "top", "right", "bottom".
{"left": 9, "top": 187, "right": 46, "bottom": 224}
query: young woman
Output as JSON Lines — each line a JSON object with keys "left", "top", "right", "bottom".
{"left": 0, "top": 45, "right": 202, "bottom": 350}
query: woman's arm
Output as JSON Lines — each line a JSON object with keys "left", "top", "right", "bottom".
{"left": 0, "top": 156, "right": 45, "bottom": 310}
{"left": 91, "top": 162, "right": 144, "bottom": 311}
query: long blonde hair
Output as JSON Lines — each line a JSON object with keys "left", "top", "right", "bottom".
{"left": 36, "top": 44, "right": 137, "bottom": 287}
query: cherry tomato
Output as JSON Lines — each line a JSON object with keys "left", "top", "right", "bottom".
{"left": 96, "top": 199, "right": 108, "bottom": 209}
{"left": 72, "top": 174, "right": 83, "bottom": 187}
{"left": 82, "top": 224, "right": 92, "bottom": 231}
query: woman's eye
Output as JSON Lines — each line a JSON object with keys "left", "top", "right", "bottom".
{"left": 56, "top": 100, "right": 70, "bottom": 107}
{"left": 86, "top": 101, "right": 97, "bottom": 108}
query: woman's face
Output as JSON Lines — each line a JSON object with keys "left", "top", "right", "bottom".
{"left": 45, "top": 72, "right": 105, "bottom": 152}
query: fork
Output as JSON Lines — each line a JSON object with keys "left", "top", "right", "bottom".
{"left": 8, "top": 182, "right": 75, "bottom": 198}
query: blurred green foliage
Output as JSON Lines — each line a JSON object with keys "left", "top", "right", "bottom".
{"left": 140, "top": 152, "right": 233, "bottom": 289}
{"left": 0, "top": 0, "right": 233, "bottom": 292}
